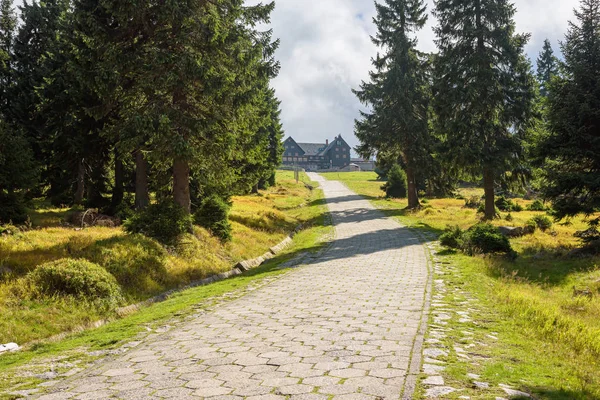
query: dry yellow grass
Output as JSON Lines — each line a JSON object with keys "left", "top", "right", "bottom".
{"left": 0, "top": 171, "right": 322, "bottom": 344}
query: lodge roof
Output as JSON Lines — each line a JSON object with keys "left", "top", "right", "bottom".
{"left": 285, "top": 135, "right": 349, "bottom": 157}
{"left": 297, "top": 143, "right": 326, "bottom": 156}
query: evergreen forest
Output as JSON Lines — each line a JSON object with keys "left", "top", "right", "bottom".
{"left": 356, "top": 0, "right": 600, "bottom": 241}
{"left": 0, "top": 0, "right": 284, "bottom": 241}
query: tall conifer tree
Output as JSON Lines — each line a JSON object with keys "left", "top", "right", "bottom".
{"left": 541, "top": 0, "right": 600, "bottom": 230}
{"left": 433, "top": 0, "right": 536, "bottom": 219}
{"left": 0, "top": 0, "right": 16, "bottom": 111}
{"left": 537, "top": 39, "right": 559, "bottom": 97}
{"left": 354, "top": 0, "right": 430, "bottom": 209}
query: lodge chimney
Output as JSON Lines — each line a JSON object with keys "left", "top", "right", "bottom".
{"left": 326, "top": 139, "right": 329, "bottom": 145}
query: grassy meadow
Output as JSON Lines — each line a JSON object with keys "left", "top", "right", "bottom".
{"left": 321, "top": 171, "right": 600, "bottom": 398}
{"left": 0, "top": 171, "right": 326, "bottom": 346}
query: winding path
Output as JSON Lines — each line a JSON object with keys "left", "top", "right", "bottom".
{"left": 36, "top": 174, "right": 431, "bottom": 400}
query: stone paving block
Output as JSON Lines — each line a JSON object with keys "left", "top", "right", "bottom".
{"left": 193, "top": 386, "right": 233, "bottom": 397}
{"left": 329, "top": 368, "right": 366, "bottom": 378}
{"left": 72, "top": 383, "right": 109, "bottom": 393}
{"left": 260, "top": 377, "right": 300, "bottom": 387}
{"left": 153, "top": 386, "right": 195, "bottom": 398}
{"left": 246, "top": 395, "right": 286, "bottom": 400}
{"left": 30, "top": 175, "right": 429, "bottom": 400}
{"left": 74, "top": 390, "right": 114, "bottom": 400}
{"left": 101, "top": 368, "right": 135, "bottom": 378}
{"left": 275, "top": 384, "right": 315, "bottom": 395}
{"left": 109, "top": 380, "right": 149, "bottom": 391}
{"left": 369, "top": 368, "right": 406, "bottom": 379}
{"left": 147, "top": 378, "right": 187, "bottom": 389}
{"left": 318, "top": 384, "right": 357, "bottom": 395}
{"left": 112, "top": 387, "right": 156, "bottom": 400}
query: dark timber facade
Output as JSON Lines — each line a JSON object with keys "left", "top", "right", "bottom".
{"left": 282, "top": 135, "right": 352, "bottom": 171}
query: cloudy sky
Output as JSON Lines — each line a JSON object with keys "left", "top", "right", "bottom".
{"left": 12, "top": 0, "right": 582, "bottom": 153}
{"left": 258, "top": 0, "right": 580, "bottom": 154}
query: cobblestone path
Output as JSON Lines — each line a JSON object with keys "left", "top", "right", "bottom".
{"left": 37, "top": 174, "right": 431, "bottom": 400}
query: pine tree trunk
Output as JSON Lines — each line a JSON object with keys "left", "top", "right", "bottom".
{"left": 252, "top": 183, "right": 259, "bottom": 194}
{"left": 483, "top": 167, "right": 496, "bottom": 220}
{"left": 173, "top": 158, "right": 191, "bottom": 213}
{"left": 111, "top": 149, "right": 124, "bottom": 209}
{"left": 74, "top": 159, "right": 85, "bottom": 205}
{"left": 135, "top": 150, "right": 149, "bottom": 210}
{"left": 406, "top": 166, "right": 420, "bottom": 209}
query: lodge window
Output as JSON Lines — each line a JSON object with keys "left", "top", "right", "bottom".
{"left": 336, "top": 155, "right": 340, "bottom": 159}
{"left": 343, "top": 154, "right": 347, "bottom": 158}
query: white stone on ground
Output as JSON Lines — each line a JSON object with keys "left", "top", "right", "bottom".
{"left": 423, "top": 375, "right": 445, "bottom": 386}
{"left": 0, "top": 343, "right": 19, "bottom": 353}
{"left": 502, "top": 388, "right": 532, "bottom": 398}
{"left": 425, "top": 386, "right": 458, "bottom": 398}
{"left": 423, "top": 348, "right": 448, "bottom": 359}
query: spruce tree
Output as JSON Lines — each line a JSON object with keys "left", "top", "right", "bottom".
{"left": 354, "top": 0, "right": 430, "bottom": 209}
{"left": 433, "top": 0, "right": 536, "bottom": 220}
{"left": 71, "top": 0, "right": 278, "bottom": 214}
{"left": 0, "top": 0, "right": 16, "bottom": 111}
{"left": 263, "top": 89, "right": 285, "bottom": 188}
{"left": 18, "top": 0, "right": 112, "bottom": 207}
{"left": 11, "top": 0, "right": 70, "bottom": 164}
{"left": 537, "top": 39, "right": 559, "bottom": 97}
{"left": 541, "top": 0, "right": 600, "bottom": 228}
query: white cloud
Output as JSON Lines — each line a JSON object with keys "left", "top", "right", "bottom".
{"left": 264, "top": 0, "right": 580, "bottom": 154}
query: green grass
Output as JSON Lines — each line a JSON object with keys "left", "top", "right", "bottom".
{"left": 0, "top": 171, "right": 326, "bottom": 345}
{"left": 325, "top": 171, "right": 600, "bottom": 399}
{"left": 321, "top": 171, "right": 383, "bottom": 200}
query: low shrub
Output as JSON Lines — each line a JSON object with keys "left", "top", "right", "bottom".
{"left": 194, "top": 195, "right": 232, "bottom": 242}
{"left": 525, "top": 219, "right": 537, "bottom": 234}
{"left": 465, "top": 223, "right": 512, "bottom": 255}
{"left": 114, "top": 202, "right": 135, "bottom": 221}
{"left": 495, "top": 196, "right": 523, "bottom": 212}
{"left": 575, "top": 219, "right": 600, "bottom": 243}
{"left": 527, "top": 199, "right": 547, "bottom": 211}
{"left": 464, "top": 195, "right": 482, "bottom": 209}
{"left": 440, "top": 226, "right": 465, "bottom": 249}
{"left": 381, "top": 164, "right": 407, "bottom": 199}
{"left": 440, "top": 223, "right": 513, "bottom": 255}
{"left": 81, "top": 235, "right": 168, "bottom": 294}
{"left": 495, "top": 196, "right": 512, "bottom": 212}
{"left": 374, "top": 167, "right": 388, "bottom": 181}
{"left": 124, "top": 201, "right": 192, "bottom": 245}
{"left": 28, "top": 259, "right": 123, "bottom": 305}
{"left": 505, "top": 213, "right": 514, "bottom": 222}
{"left": 530, "top": 215, "right": 553, "bottom": 232}
{"left": 0, "top": 192, "right": 29, "bottom": 225}
{"left": 0, "top": 224, "right": 20, "bottom": 236}
{"left": 477, "top": 202, "right": 500, "bottom": 216}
